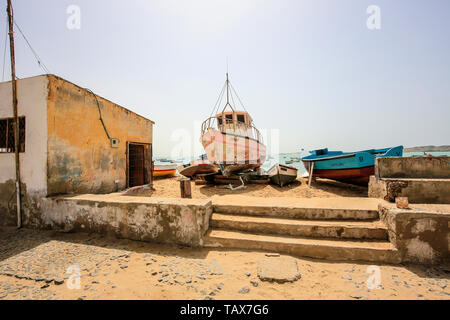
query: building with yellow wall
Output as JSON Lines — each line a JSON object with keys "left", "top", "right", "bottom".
{"left": 0, "top": 75, "right": 154, "bottom": 224}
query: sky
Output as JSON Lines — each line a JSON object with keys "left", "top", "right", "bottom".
{"left": 1, "top": 0, "right": 449, "bottom": 158}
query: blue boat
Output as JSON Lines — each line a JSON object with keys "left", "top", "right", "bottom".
{"left": 301, "top": 146, "right": 403, "bottom": 185}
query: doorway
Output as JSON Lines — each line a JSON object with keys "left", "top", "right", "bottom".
{"left": 127, "top": 142, "right": 153, "bottom": 188}
{"left": 128, "top": 143, "right": 145, "bottom": 187}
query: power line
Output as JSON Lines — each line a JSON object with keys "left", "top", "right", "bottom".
{"left": 2, "top": 16, "right": 7, "bottom": 81}
{"left": 13, "top": 19, "right": 50, "bottom": 74}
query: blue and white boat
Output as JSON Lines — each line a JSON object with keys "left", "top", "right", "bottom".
{"left": 301, "top": 146, "right": 403, "bottom": 185}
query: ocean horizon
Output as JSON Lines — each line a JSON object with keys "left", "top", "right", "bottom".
{"left": 156, "top": 151, "right": 450, "bottom": 177}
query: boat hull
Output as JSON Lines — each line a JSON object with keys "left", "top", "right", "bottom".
{"left": 153, "top": 164, "right": 177, "bottom": 177}
{"left": 268, "top": 164, "right": 298, "bottom": 187}
{"left": 179, "top": 164, "right": 219, "bottom": 178}
{"left": 201, "top": 128, "right": 266, "bottom": 175}
{"left": 307, "top": 166, "right": 375, "bottom": 184}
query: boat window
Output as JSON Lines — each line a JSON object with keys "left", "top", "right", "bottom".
{"left": 237, "top": 114, "right": 245, "bottom": 123}
{"left": 225, "top": 114, "right": 233, "bottom": 121}
{"left": 217, "top": 117, "right": 222, "bottom": 125}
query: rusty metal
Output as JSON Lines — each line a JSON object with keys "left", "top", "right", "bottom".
{"left": 7, "top": 0, "right": 22, "bottom": 228}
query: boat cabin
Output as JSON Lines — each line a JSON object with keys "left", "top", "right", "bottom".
{"left": 216, "top": 111, "right": 253, "bottom": 127}
{"left": 215, "top": 111, "right": 257, "bottom": 138}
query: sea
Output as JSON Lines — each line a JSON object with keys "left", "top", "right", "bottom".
{"left": 156, "top": 151, "right": 450, "bottom": 177}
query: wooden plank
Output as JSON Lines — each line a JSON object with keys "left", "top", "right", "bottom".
{"left": 308, "top": 162, "right": 315, "bottom": 187}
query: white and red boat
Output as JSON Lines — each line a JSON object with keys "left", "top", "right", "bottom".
{"left": 200, "top": 74, "right": 266, "bottom": 176}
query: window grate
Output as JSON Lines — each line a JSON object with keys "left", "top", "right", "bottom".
{"left": 0, "top": 117, "right": 25, "bottom": 153}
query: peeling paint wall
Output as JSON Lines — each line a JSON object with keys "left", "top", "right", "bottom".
{"left": 379, "top": 204, "right": 449, "bottom": 264}
{"left": 0, "top": 76, "right": 48, "bottom": 225}
{"left": 46, "top": 75, "right": 153, "bottom": 195}
{"left": 36, "top": 196, "right": 213, "bottom": 247}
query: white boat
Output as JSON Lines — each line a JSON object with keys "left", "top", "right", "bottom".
{"left": 153, "top": 162, "right": 177, "bottom": 177}
{"left": 268, "top": 164, "right": 298, "bottom": 187}
{"left": 200, "top": 74, "right": 266, "bottom": 176}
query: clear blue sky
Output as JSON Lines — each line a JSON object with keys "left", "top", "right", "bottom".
{"left": 1, "top": 0, "right": 449, "bottom": 157}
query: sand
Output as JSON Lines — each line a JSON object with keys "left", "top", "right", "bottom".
{"left": 137, "top": 176, "right": 368, "bottom": 199}
{"left": 0, "top": 228, "right": 448, "bottom": 300}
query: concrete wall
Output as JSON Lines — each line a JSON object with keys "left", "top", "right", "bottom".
{"left": 379, "top": 204, "right": 449, "bottom": 264}
{"left": 369, "top": 176, "right": 450, "bottom": 204}
{"left": 369, "top": 156, "right": 450, "bottom": 204}
{"left": 0, "top": 76, "right": 48, "bottom": 225}
{"left": 37, "top": 195, "right": 213, "bottom": 247}
{"left": 46, "top": 75, "right": 154, "bottom": 195}
{"left": 375, "top": 156, "right": 450, "bottom": 179}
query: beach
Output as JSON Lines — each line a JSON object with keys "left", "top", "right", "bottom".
{"left": 0, "top": 227, "right": 448, "bottom": 300}
{"left": 136, "top": 176, "right": 368, "bottom": 199}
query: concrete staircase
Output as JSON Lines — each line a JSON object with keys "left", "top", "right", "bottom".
{"left": 204, "top": 196, "right": 400, "bottom": 263}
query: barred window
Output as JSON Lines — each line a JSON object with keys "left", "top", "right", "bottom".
{"left": 0, "top": 117, "right": 25, "bottom": 153}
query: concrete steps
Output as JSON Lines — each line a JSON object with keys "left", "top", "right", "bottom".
{"left": 206, "top": 196, "right": 398, "bottom": 263}
{"left": 204, "top": 229, "right": 400, "bottom": 263}
{"left": 211, "top": 213, "right": 388, "bottom": 240}
{"left": 213, "top": 203, "right": 379, "bottom": 220}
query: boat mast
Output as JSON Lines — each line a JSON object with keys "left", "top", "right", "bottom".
{"left": 7, "top": 0, "right": 22, "bottom": 228}
{"left": 224, "top": 72, "right": 234, "bottom": 112}
{"left": 226, "top": 73, "right": 230, "bottom": 105}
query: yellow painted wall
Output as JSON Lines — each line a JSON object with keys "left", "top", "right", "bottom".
{"left": 46, "top": 75, "right": 153, "bottom": 195}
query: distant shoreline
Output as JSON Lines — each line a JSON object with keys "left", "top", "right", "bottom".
{"left": 404, "top": 145, "right": 450, "bottom": 152}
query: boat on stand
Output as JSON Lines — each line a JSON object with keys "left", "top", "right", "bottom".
{"left": 200, "top": 74, "right": 266, "bottom": 177}
{"left": 301, "top": 146, "right": 403, "bottom": 185}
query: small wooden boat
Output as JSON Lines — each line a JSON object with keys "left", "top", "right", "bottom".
{"left": 268, "top": 163, "right": 298, "bottom": 187}
{"left": 200, "top": 73, "right": 266, "bottom": 176}
{"left": 179, "top": 159, "right": 219, "bottom": 178}
{"left": 301, "top": 146, "right": 403, "bottom": 185}
{"left": 153, "top": 162, "right": 177, "bottom": 177}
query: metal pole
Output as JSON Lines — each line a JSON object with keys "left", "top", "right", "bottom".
{"left": 7, "top": 0, "right": 22, "bottom": 228}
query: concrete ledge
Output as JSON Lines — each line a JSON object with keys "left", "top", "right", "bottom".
{"left": 375, "top": 156, "right": 450, "bottom": 179}
{"left": 212, "top": 195, "right": 382, "bottom": 220}
{"left": 369, "top": 176, "right": 450, "bottom": 204}
{"left": 379, "top": 203, "right": 450, "bottom": 264}
{"left": 36, "top": 195, "right": 212, "bottom": 247}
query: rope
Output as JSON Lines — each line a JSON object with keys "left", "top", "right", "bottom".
{"left": 230, "top": 82, "right": 248, "bottom": 113}
{"left": 209, "top": 81, "right": 226, "bottom": 119}
{"left": 13, "top": 19, "right": 51, "bottom": 74}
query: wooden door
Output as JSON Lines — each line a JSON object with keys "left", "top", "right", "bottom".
{"left": 128, "top": 144, "right": 145, "bottom": 187}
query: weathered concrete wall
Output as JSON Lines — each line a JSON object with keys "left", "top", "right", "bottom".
{"left": 46, "top": 75, "right": 154, "bottom": 195}
{"left": 369, "top": 177, "right": 450, "bottom": 204}
{"left": 375, "top": 156, "right": 450, "bottom": 179}
{"left": 0, "top": 76, "right": 48, "bottom": 225}
{"left": 370, "top": 156, "right": 450, "bottom": 204}
{"left": 379, "top": 203, "right": 449, "bottom": 264}
{"left": 34, "top": 195, "right": 212, "bottom": 247}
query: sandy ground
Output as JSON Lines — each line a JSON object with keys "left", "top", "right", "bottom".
{"left": 0, "top": 227, "right": 448, "bottom": 300}
{"left": 139, "top": 177, "right": 368, "bottom": 199}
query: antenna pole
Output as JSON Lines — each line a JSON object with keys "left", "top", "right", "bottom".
{"left": 7, "top": 0, "right": 22, "bottom": 228}
{"left": 226, "top": 73, "right": 230, "bottom": 105}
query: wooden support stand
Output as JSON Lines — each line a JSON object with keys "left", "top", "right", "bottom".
{"left": 308, "top": 162, "right": 315, "bottom": 187}
{"left": 180, "top": 179, "right": 192, "bottom": 198}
